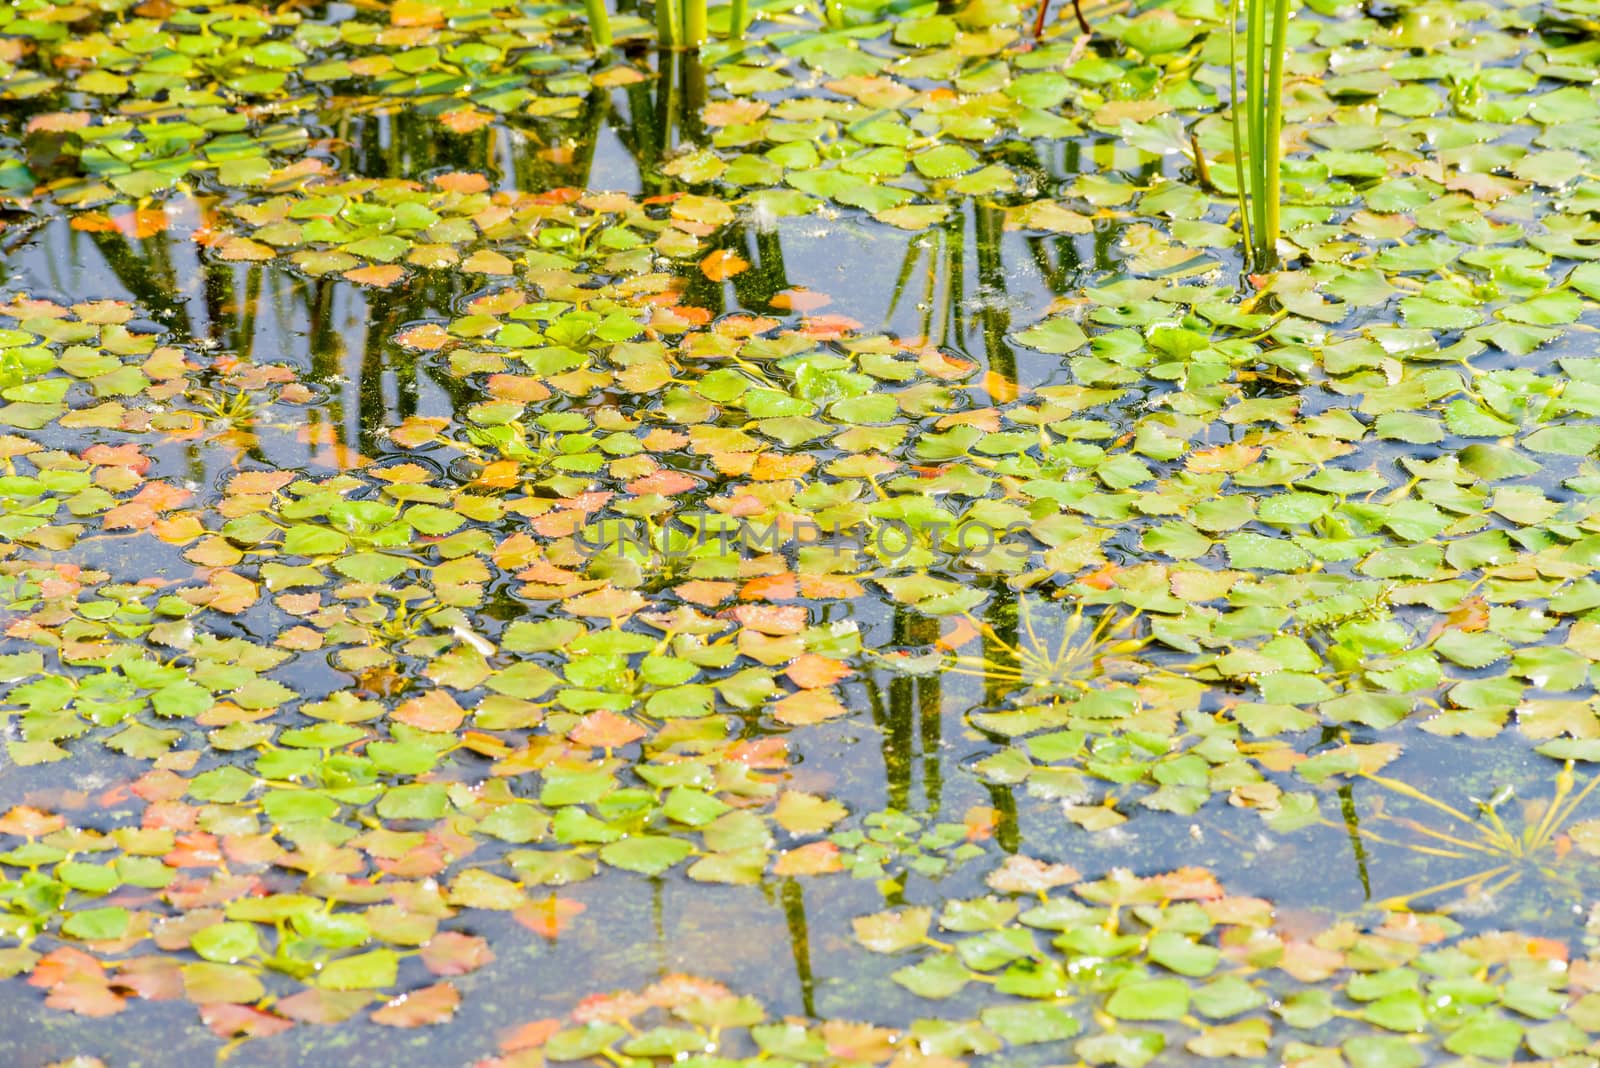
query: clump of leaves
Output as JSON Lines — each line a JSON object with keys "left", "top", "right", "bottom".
{"left": 857, "top": 858, "right": 1600, "bottom": 1063}
{"left": 1319, "top": 758, "right": 1600, "bottom": 914}
{"left": 479, "top": 973, "right": 976, "bottom": 1068}
{"left": 829, "top": 807, "right": 986, "bottom": 885}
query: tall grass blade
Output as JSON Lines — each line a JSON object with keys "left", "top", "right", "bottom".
{"left": 1245, "top": 0, "right": 1266, "bottom": 258}
{"left": 585, "top": 0, "right": 613, "bottom": 52}
{"left": 683, "top": 0, "right": 708, "bottom": 47}
{"left": 1227, "top": 0, "right": 1252, "bottom": 259}
{"left": 1262, "top": 0, "right": 1290, "bottom": 269}
{"left": 728, "top": 0, "right": 749, "bottom": 39}
{"left": 1229, "top": 0, "right": 1291, "bottom": 270}
{"left": 656, "top": 0, "right": 679, "bottom": 48}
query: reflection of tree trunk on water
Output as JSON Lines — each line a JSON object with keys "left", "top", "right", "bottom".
{"left": 941, "top": 206, "right": 965, "bottom": 349}
{"left": 883, "top": 207, "right": 966, "bottom": 347}
{"left": 615, "top": 47, "right": 708, "bottom": 195}
{"left": 84, "top": 227, "right": 191, "bottom": 333}
{"left": 305, "top": 277, "right": 349, "bottom": 463}
{"left": 1322, "top": 725, "right": 1372, "bottom": 898}
{"left": 872, "top": 609, "right": 942, "bottom": 816}
{"left": 972, "top": 201, "right": 1017, "bottom": 400}
{"left": 357, "top": 287, "right": 417, "bottom": 459}
{"left": 1026, "top": 139, "right": 1084, "bottom": 297}
{"left": 780, "top": 877, "right": 817, "bottom": 1017}
{"left": 980, "top": 580, "right": 1021, "bottom": 854}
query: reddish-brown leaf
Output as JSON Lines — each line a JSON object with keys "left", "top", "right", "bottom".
{"left": 343, "top": 264, "right": 407, "bottom": 287}
{"left": 420, "top": 932, "right": 494, "bottom": 977}
{"left": 372, "top": 982, "right": 460, "bottom": 1028}
{"left": 784, "top": 654, "right": 853, "bottom": 690}
{"left": 700, "top": 250, "right": 750, "bottom": 282}
{"left": 392, "top": 690, "right": 466, "bottom": 732}
{"left": 275, "top": 988, "right": 374, "bottom": 1024}
{"left": 513, "top": 896, "right": 586, "bottom": 939}
{"left": 773, "top": 841, "right": 843, "bottom": 876}
{"left": 729, "top": 604, "right": 807, "bottom": 636}
{"left": 499, "top": 1018, "right": 562, "bottom": 1053}
{"left": 0, "top": 805, "right": 65, "bottom": 837}
{"left": 568, "top": 710, "right": 646, "bottom": 750}
{"left": 200, "top": 1003, "right": 294, "bottom": 1039}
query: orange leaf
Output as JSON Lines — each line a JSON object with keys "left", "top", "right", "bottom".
{"left": 798, "top": 314, "right": 861, "bottom": 341}
{"left": 200, "top": 1003, "right": 293, "bottom": 1039}
{"left": 701, "top": 99, "right": 770, "bottom": 126}
{"left": 937, "top": 617, "right": 981, "bottom": 651}
{"left": 513, "top": 896, "right": 586, "bottom": 939}
{"left": 726, "top": 737, "right": 788, "bottom": 768}
{"left": 729, "top": 604, "right": 807, "bottom": 635}
{"left": 772, "top": 689, "right": 848, "bottom": 725}
{"left": 773, "top": 841, "right": 843, "bottom": 876}
{"left": 45, "top": 977, "right": 125, "bottom": 1017}
{"left": 626, "top": 470, "right": 700, "bottom": 496}
{"left": 770, "top": 288, "right": 831, "bottom": 313}
{"left": 391, "top": 0, "right": 444, "bottom": 25}
{"left": 71, "top": 208, "right": 168, "bottom": 239}
{"left": 784, "top": 654, "right": 852, "bottom": 690}
{"left": 986, "top": 855, "right": 1080, "bottom": 894}
{"left": 29, "top": 948, "right": 103, "bottom": 988}
{"left": 700, "top": 250, "right": 750, "bottom": 282}
{"left": 343, "top": 264, "right": 407, "bottom": 287}
{"left": 372, "top": 982, "right": 460, "bottom": 1028}
{"left": 395, "top": 324, "right": 452, "bottom": 351}
{"left": 1139, "top": 866, "right": 1224, "bottom": 901}
{"left": 675, "top": 580, "right": 736, "bottom": 607}
{"left": 434, "top": 172, "right": 490, "bottom": 194}
{"left": 740, "top": 573, "right": 797, "bottom": 602}
{"left": 392, "top": 690, "right": 466, "bottom": 733}
{"left": 440, "top": 108, "right": 495, "bottom": 134}
{"left": 420, "top": 932, "right": 494, "bottom": 977}
{"left": 798, "top": 574, "right": 865, "bottom": 600}
{"left": 500, "top": 1018, "right": 563, "bottom": 1053}
{"left": 568, "top": 710, "right": 646, "bottom": 750}
{"left": 0, "top": 805, "right": 65, "bottom": 837}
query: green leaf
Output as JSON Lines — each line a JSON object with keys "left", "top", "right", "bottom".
{"left": 979, "top": 1004, "right": 1081, "bottom": 1044}
{"left": 598, "top": 837, "right": 693, "bottom": 876}
{"left": 192, "top": 922, "right": 262, "bottom": 963}
{"left": 62, "top": 907, "right": 130, "bottom": 942}
{"left": 318, "top": 949, "right": 399, "bottom": 990}
{"left": 1106, "top": 978, "right": 1190, "bottom": 1021}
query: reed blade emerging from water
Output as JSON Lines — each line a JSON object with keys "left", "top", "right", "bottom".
{"left": 1229, "top": 0, "right": 1291, "bottom": 270}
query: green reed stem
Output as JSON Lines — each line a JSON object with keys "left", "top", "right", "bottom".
{"left": 683, "top": 0, "right": 708, "bottom": 46}
{"left": 1227, "top": 0, "right": 1252, "bottom": 259}
{"left": 1229, "top": 0, "right": 1291, "bottom": 271}
{"left": 1262, "top": 0, "right": 1290, "bottom": 270}
{"left": 585, "top": 0, "right": 613, "bottom": 52}
{"left": 728, "top": 0, "right": 749, "bottom": 39}
{"left": 657, "top": 0, "right": 679, "bottom": 48}
{"left": 1244, "top": 0, "right": 1265, "bottom": 257}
